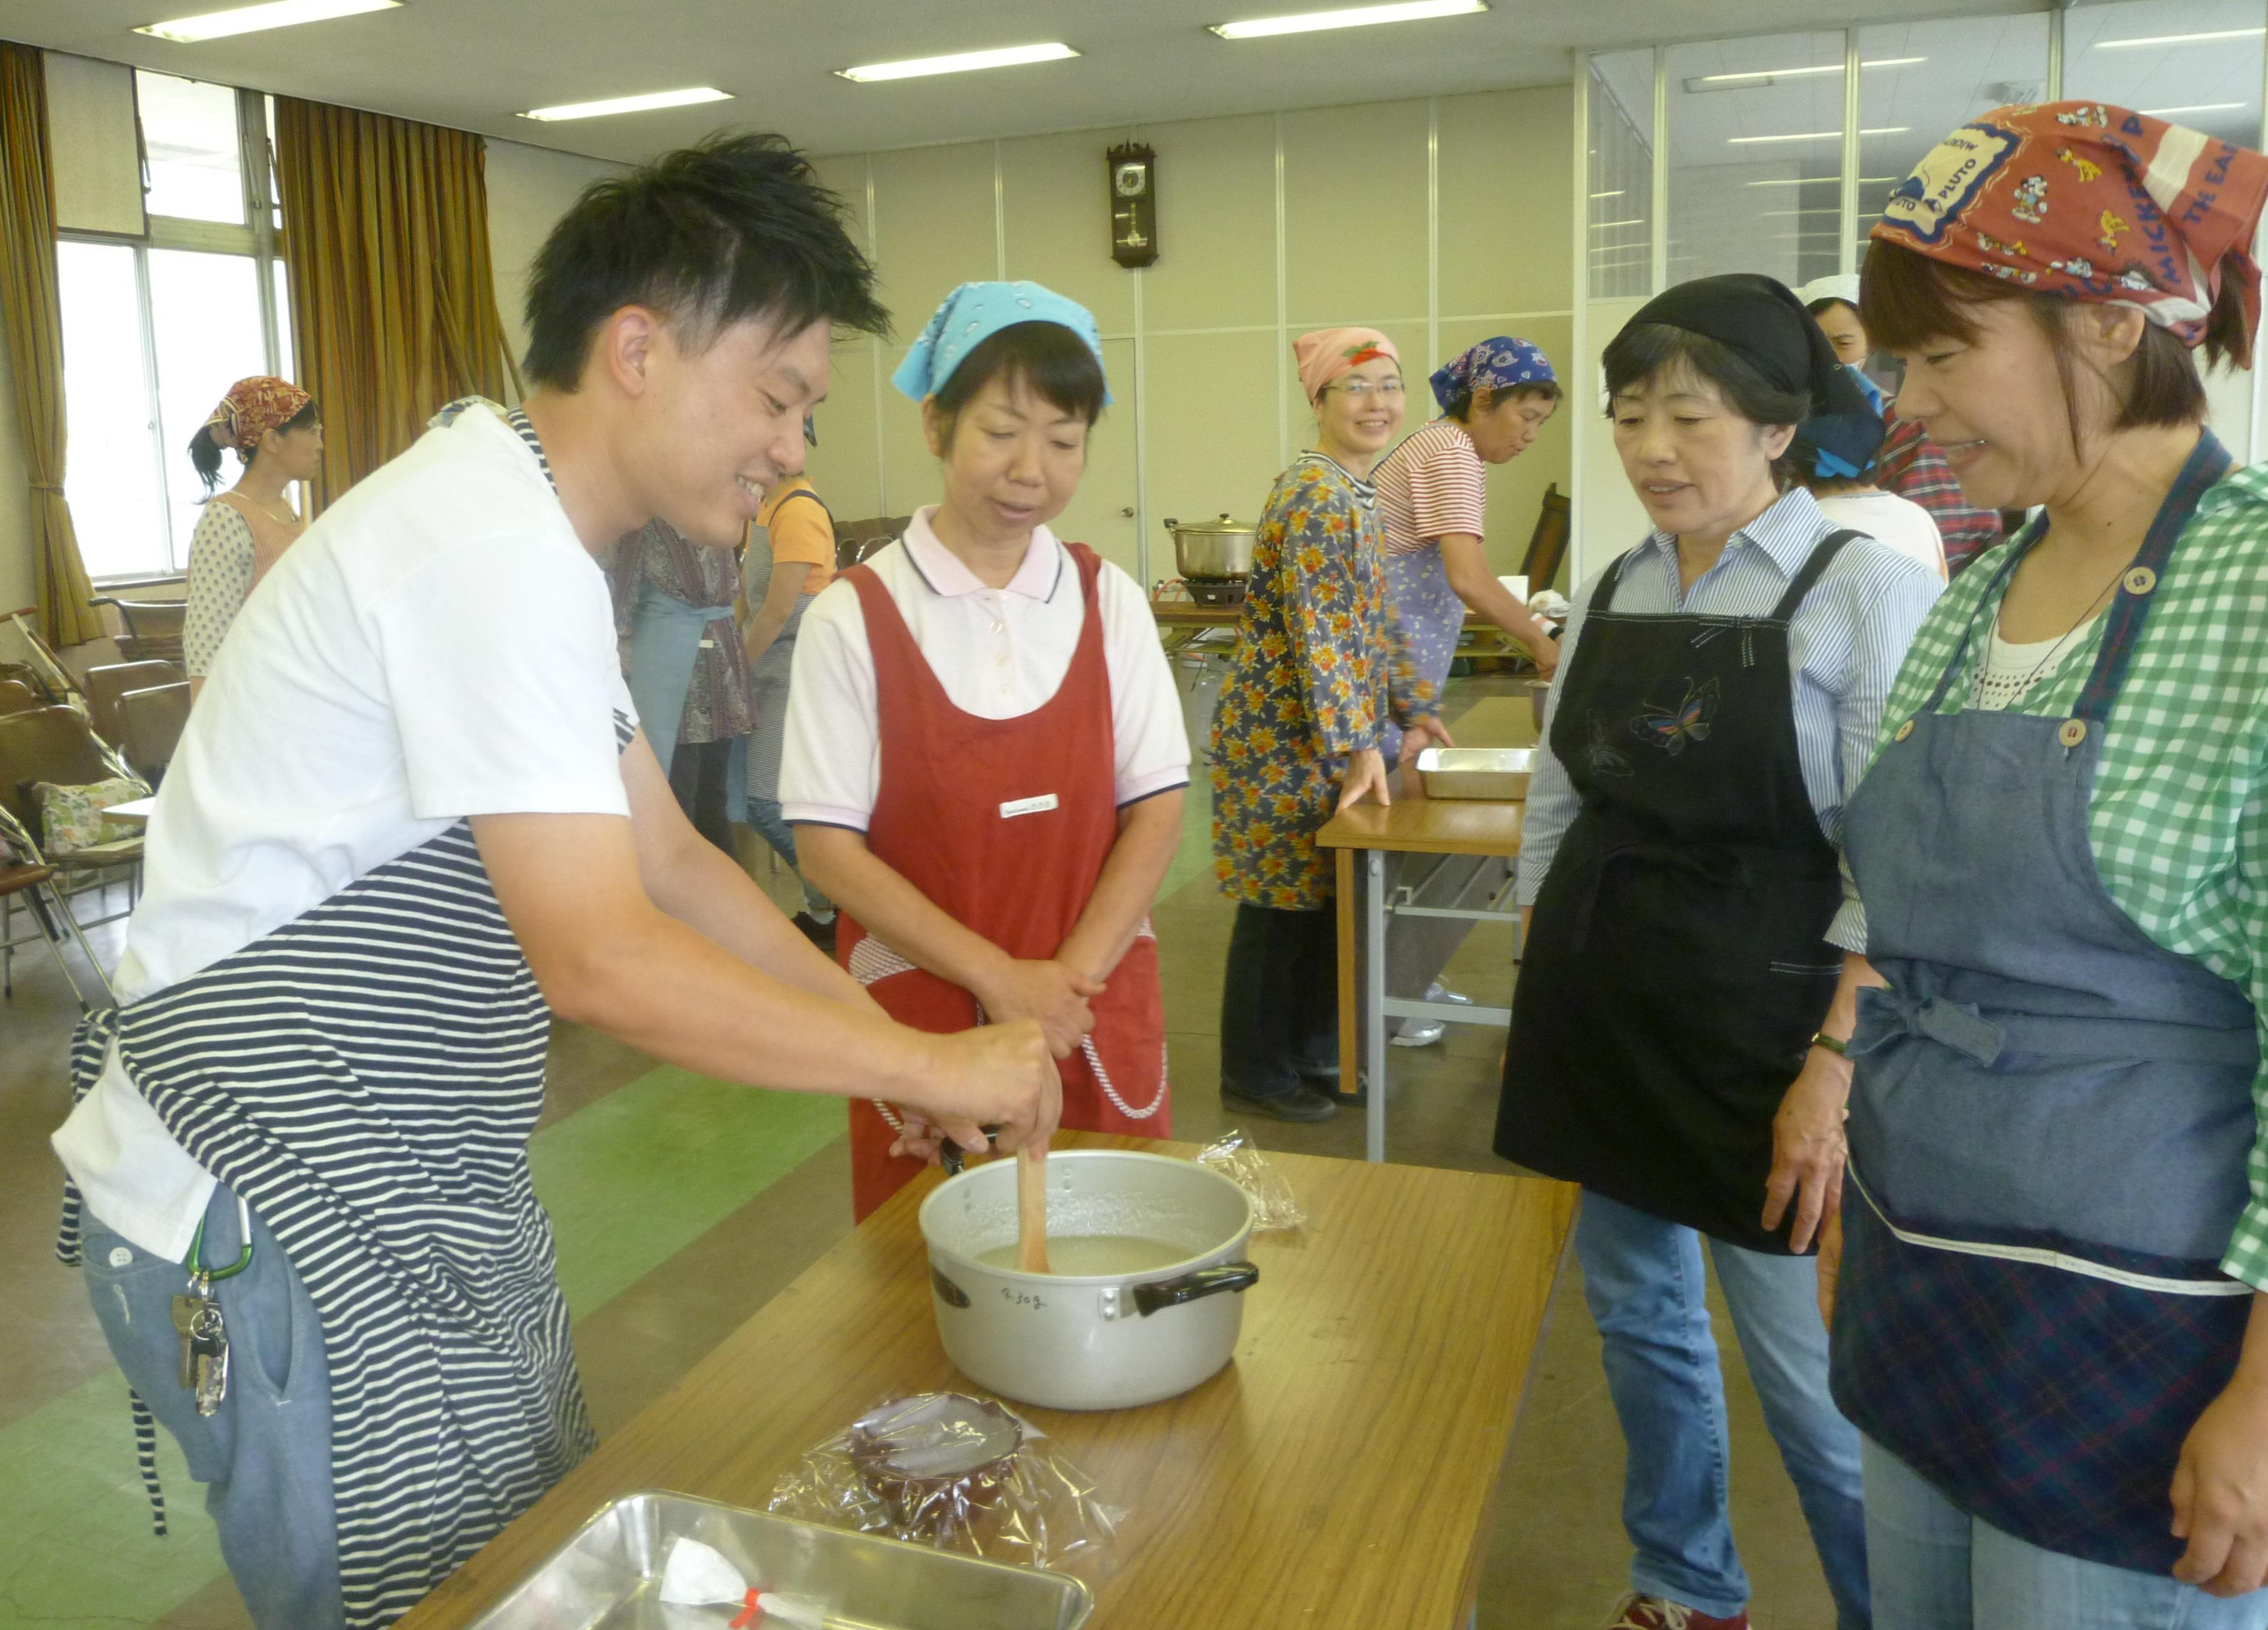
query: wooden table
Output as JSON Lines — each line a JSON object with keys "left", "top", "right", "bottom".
{"left": 397, "top": 1131, "right": 1575, "bottom": 1630}
{"left": 1317, "top": 695, "right": 1533, "bottom": 1163}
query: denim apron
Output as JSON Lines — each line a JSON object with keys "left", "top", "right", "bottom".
{"left": 1497, "top": 529, "right": 1861, "bottom": 1253}
{"left": 729, "top": 491, "right": 830, "bottom": 825}
{"left": 627, "top": 583, "right": 737, "bottom": 781}
{"left": 1833, "top": 430, "right": 2257, "bottom": 1572}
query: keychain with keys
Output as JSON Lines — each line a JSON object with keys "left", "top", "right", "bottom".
{"left": 170, "top": 1194, "right": 253, "bottom": 1418}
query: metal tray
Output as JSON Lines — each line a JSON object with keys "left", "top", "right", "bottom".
{"left": 1415, "top": 747, "right": 1534, "bottom": 801}
{"left": 465, "top": 1491, "right": 1093, "bottom": 1629}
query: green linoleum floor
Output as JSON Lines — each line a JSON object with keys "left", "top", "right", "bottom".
{"left": 1, "top": 1066, "right": 843, "bottom": 1630}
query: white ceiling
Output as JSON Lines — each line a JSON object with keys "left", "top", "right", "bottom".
{"left": 1, "top": 0, "right": 2049, "bottom": 164}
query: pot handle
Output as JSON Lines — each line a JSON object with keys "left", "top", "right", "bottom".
{"left": 1132, "top": 1262, "right": 1259, "bottom": 1317}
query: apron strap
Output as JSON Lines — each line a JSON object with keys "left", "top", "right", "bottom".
{"left": 1917, "top": 430, "right": 2233, "bottom": 720}
{"left": 1589, "top": 544, "right": 1644, "bottom": 613}
{"left": 1766, "top": 528, "right": 1863, "bottom": 622}
{"left": 2073, "top": 428, "right": 2234, "bottom": 723}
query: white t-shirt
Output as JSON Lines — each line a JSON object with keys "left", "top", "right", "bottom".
{"left": 778, "top": 509, "right": 1190, "bottom": 830}
{"left": 1815, "top": 490, "right": 1947, "bottom": 580}
{"left": 52, "top": 405, "right": 636, "bottom": 1258}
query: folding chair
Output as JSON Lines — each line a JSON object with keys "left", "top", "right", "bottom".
{"left": 1516, "top": 483, "right": 1572, "bottom": 598}
{"left": 90, "top": 596, "right": 187, "bottom": 665}
{"left": 831, "top": 515, "right": 911, "bottom": 573}
{"left": 0, "top": 705, "right": 144, "bottom": 959}
{"left": 0, "top": 801, "right": 114, "bottom": 1008}
{"left": 4, "top": 606, "right": 86, "bottom": 710}
{"left": 85, "top": 660, "right": 183, "bottom": 744}
{"left": 118, "top": 683, "right": 190, "bottom": 785}
{"left": 0, "top": 679, "right": 40, "bottom": 716}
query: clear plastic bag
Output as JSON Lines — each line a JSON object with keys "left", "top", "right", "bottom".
{"left": 1197, "top": 1127, "right": 1307, "bottom": 1232}
{"left": 765, "top": 1392, "right": 1121, "bottom": 1574}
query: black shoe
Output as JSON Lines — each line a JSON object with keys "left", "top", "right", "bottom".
{"left": 1221, "top": 1082, "right": 1339, "bottom": 1122}
{"left": 793, "top": 911, "right": 837, "bottom": 954}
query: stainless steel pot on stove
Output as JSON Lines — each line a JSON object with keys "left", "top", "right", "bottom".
{"left": 1164, "top": 514, "right": 1257, "bottom": 580}
{"left": 919, "top": 1151, "right": 1259, "bottom": 1411}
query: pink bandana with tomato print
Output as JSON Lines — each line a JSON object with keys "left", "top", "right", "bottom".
{"left": 1871, "top": 101, "right": 2268, "bottom": 348}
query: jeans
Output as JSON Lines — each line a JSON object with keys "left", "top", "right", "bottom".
{"left": 81, "top": 1185, "right": 343, "bottom": 1630}
{"left": 1576, "top": 1190, "right": 1871, "bottom": 1628}
{"left": 1218, "top": 901, "right": 1337, "bottom": 1098}
{"left": 1862, "top": 1435, "right": 2268, "bottom": 1630}
{"left": 669, "top": 736, "right": 738, "bottom": 856}
{"left": 741, "top": 794, "right": 832, "bottom": 916}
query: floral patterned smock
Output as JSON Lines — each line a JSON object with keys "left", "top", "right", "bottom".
{"left": 1211, "top": 451, "right": 1437, "bottom": 910}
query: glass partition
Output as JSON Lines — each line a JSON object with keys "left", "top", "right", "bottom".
{"left": 1855, "top": 14, "right": 2052, "bottom": 270}
{"left": 1665, "top": 31, "right": 1846, "bottom": 288}
{"left": 2064, "top": 0, "right": 2266, "bottom": 151}
{"left": 1588, "top": 51, "right": 1654, "bottom": 300}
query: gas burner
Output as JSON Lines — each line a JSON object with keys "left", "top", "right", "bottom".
{"left": 1184, "top": 575, "right": 1247, "bottom": 609}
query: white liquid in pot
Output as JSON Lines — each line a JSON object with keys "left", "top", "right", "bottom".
{"left": 974, "top": 1234, "right": 1190, "bottom": 1276}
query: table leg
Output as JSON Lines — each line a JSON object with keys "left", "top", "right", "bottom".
{"left": 1335, "top": 849, "right": 1358, "bottom": 1104}
{"left": 1366, "top": 847, "right": 1387, "bottom": 1163}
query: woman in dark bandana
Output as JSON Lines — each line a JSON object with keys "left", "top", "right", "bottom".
{"left": 1498, "top": 273, "right": 1942, "bottom": 1630}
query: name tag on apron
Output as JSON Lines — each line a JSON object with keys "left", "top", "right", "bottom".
{"left": 1000, "top": 794, "right": 1059, "bottom": 820}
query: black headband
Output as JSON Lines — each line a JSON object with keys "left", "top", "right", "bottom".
{"left": 1627, "top": 272, "right": 1881, "bottom": 464}
{"left": 1627, "top": 273, "right": 1847, "bottom": 407}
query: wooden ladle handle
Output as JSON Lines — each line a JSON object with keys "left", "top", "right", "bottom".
{"left": 1017, "top": 1141, "right": 1051, "bottom": 1275}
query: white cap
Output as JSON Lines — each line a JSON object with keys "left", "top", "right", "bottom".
{"left": 1795, "top": 273, "right": 1863, "bottom": 310}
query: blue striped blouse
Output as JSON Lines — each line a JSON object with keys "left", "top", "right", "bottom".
{"left": 1515, "top": 486, "right": 1944, "bottom": 946}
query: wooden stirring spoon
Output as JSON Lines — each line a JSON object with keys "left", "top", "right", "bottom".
{"left": 1017, "top": 1140, "right": 1051, "bottom": 1274}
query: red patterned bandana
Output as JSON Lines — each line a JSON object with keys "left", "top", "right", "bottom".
{"left": 204, "top": 375, "right": 312, "bottom": 453}
{"left": 1871, "top": 102, "right": 2268, "bottom": 348}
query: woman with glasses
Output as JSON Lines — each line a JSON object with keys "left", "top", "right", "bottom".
{"left": 1209, "top": 327, "right": 1450, "bottom": 1122}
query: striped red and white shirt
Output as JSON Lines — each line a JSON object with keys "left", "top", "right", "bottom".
{"left": 1375, "top": 419, "right": 1488, "bottom": 556}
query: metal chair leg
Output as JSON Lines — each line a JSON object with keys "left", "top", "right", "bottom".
{"left": 28, "top": 882, "right": 115, "bottom": 1009}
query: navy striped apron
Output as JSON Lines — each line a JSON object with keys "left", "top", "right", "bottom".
{"left": 56, "top": 406, "right": 610, "bottom": 1628}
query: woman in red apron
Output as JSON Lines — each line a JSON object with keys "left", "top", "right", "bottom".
{"left": 782, "top": 282, "right": 1190, "bottom": 1218}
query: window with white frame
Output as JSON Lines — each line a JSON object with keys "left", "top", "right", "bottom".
{"left": 58, "top": 70, "right": 292, "bottom": 582}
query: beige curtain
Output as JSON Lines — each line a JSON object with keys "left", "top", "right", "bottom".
{"left": 273, "top": 97, "right": 520, "bottom": 513}
{"left": 0, "top": 42, "right": 99, "bottom": 647}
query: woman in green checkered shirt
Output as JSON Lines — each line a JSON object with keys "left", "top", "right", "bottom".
{"left": 1817, "top": 105, "right": 2268, "bottom": 1628}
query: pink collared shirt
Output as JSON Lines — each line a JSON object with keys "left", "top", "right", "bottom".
{"left": 777, "top": 507, "right": 1190, "bottom": 832}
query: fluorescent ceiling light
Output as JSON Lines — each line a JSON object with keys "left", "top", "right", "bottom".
{"left": 1746, "top": 175, "right": 1896, "bottom": 187}
{"left": 2141, "top": 103, "right": 2246, "bottom": 117}
{"left": 1590, "top": 189, "right": 1626, "bottom": 199}
{"left": 1691, "top": 56, "right": 1924, "bottom": 88}
{"left": 2094, "top": 27, "right": 2263, "bottom": 50}
{"left": 838, "top": 43, "right": 1078, "bottom": 82}
{"left": 1729, "top": 127, "right": 1906, "bottom": 145}
{"left": 1590, "top": 217, "right": 1644, "bottom": 228}
{"left": 1211, "top": 0, "right": 1486, "bottom": 41}
{"left": 521, "top": 87, "right": 732, "bottom": 121}
{"left": 136, "top": 0, "right": 397, "bottom": 42}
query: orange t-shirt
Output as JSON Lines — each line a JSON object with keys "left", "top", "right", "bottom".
{"left": 755, "top": 479, "right": 835, "bottom": 593}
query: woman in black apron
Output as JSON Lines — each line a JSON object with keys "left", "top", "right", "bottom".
{"left": 1498, "top": 275, "right": 1942, "bottom": 1630}
{"left": 1826, "top": 105, "right": 2268, "bottom": 1629}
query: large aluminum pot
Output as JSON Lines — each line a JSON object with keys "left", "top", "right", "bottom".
{"left": 1164, "top": 514, "right": 1256, "bottom": 580}
{"left": 919, "top": 1150, "right": 1259, "bottom": 1411}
